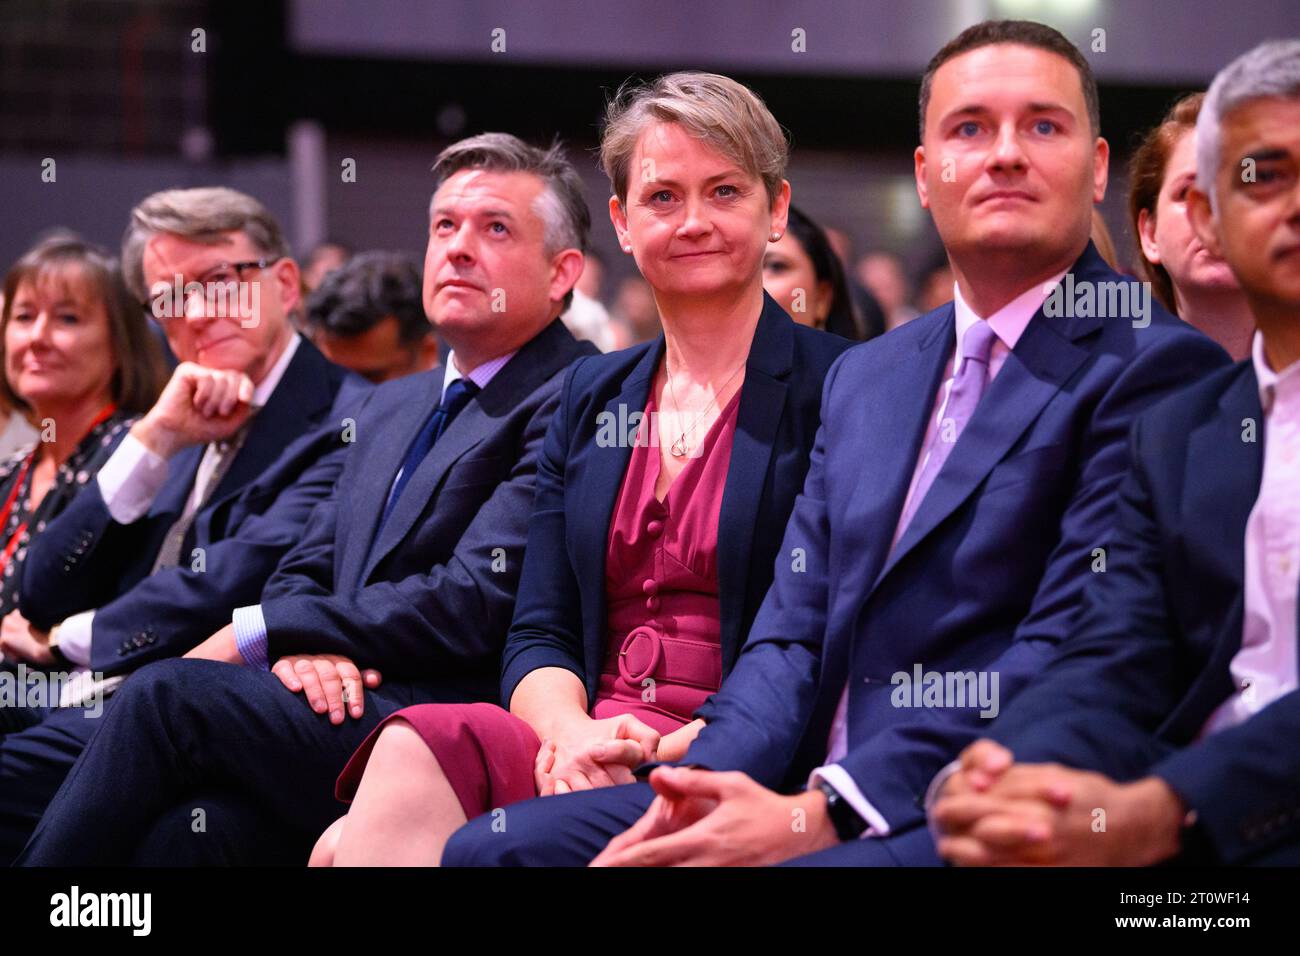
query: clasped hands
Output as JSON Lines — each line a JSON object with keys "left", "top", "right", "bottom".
{"left": 930, "top": 739, "right": 1188, "bottom": 867}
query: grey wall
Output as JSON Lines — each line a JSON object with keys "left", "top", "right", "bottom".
{"left": 0, "top": 156, "right": 291, "bottom": 283}
{"left": 291, "top": 0, "right": 1300, "bottom": 84}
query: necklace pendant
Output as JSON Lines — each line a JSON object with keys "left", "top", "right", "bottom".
{"left": 670, "top": 436, "right": 689, "bottom": 458}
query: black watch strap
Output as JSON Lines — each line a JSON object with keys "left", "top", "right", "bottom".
{"left": 816, "top": 780, "right": 868, "bottom": 841}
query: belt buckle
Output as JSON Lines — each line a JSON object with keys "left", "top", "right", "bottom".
{"left": 618, "top": 626, "right": 662, "bottom": 684}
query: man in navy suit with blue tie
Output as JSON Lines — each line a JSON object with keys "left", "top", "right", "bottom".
{"left": 931, "top": 39, "right": 1300, "bottom": 868}
{"left": 17, "top": 133, "right": 597, "bottom": 865}
{"left": 437, "top": 20, "right": 1230, "bottom": 868}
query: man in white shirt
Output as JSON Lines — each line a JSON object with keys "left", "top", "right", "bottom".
{"left": 931, "top": 38, "right": 1300, "bottom": 868}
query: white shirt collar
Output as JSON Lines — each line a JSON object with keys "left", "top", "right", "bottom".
{"left": 1251, "top": 329, "right": 1300, "bottom": 414}
{"left": 441, "top": 348, "right": 517, "bottom": 399}
{"left": 950, "top": 270, "right": 1065, "bottom": 369}
{"left": 252, "top": 332, "right": 301, "bottom": 409}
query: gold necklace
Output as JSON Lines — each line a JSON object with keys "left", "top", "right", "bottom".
{"left": 665, "top": 359, "right": 745, "bottom": 458}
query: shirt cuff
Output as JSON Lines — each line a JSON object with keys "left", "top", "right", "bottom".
{"left": 232, "top": 605, "right": 270, "bottom": 670}
{"left": 808, "top": 763, "right": 891, "bottom": 838}
{"left": 96, "top": 433, "right": 169, "bottom": 524}
{"left": 52, "top": 610, "right": 94, "bottom": 667}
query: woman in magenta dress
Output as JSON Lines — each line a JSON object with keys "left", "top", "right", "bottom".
{"left": 313, "top": 72, "right": 852, "bottom": 865}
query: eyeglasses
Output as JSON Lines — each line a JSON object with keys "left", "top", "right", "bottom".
{"left": 143, "top": 256, "right": 284, "bottom": 320}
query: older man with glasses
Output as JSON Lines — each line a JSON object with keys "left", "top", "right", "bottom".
{"left": 0, "top": 186, "right": 369, "bottom": 862}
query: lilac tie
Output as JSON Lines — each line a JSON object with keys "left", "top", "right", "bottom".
{"left": 897, "top": 320, "right": 999, "bottom": 533}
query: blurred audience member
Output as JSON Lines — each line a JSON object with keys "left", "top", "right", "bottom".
{"left": 575, "top": 248, "right": 606, "bottom": 302}
{"left": 1130, "top": 92, "right": 1254, "bottom": 360}
{"left": 562, "top": 289, "right": 618, "bottom": 352}
{"left": 916, "top": 259, "right": 955, "bottom": 312}
{"left": 609, "top": 275, "right": 661, "bottom": 348}
{"left": 563, "top": 247, "right": 620, "bottom": 350}
{"left": 0, "top": 236, "right": 165, "bottom": 626}
{"left": 1090, "top": 209, "right": 1120, "bottom": 270}
{"left": 823, "top": 226, "right": 886, "bottom": 339}
{"left": 763, "top": 205, "right": 864, "bottom": 339}
{"left": 0, "top": 293, "right": 39, "bottom": 460}
{"left": 302, "top": 240, "right": 352, "bottom": 292}
{"left": 304, "top": 251, "right": 437, "bottom": 383}
{"left": 858, "top": 251, "right": 919, "bottom": 331}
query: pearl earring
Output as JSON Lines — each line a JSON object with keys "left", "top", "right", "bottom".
{"left": 622, "top": 244, "right": 632, "bottom": 252}
{"left": 770, "top": 232, "right": 781, "bottom": 241}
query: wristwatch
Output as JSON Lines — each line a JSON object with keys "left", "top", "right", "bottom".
{"left": 46, "top": 625, "right": 71, "bottom": 667}
{"left": 816, "top": 779, "right": 868, "bottom": 841}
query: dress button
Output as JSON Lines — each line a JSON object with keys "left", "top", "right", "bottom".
{"left": 645, "top": 596, "right": 660, "bottom": 613}
{"left": 642, "top": 578, "right": 658, "bottom": 596}
{"left": 646, "top": 519, "right": 663, "bottom": 537}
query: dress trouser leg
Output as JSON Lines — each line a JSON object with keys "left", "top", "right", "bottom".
{"left": 443, "top": 781, "right": 658, "bottom": 866}
{"left": 17, "top": 658, "right": 403, "bottom": 865}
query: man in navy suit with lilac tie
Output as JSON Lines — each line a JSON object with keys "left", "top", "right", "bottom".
{"left": 439, "top": 19, "right": 1230, "bottom": 867}
{"left": 931, "top": 39, "right": 1300, "bottom": 868}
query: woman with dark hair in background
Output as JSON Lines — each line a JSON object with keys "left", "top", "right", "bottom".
{"left": 762, "top": 205, "right": 867, "bottom": 340}
{"left": 0, "top": 235, "right": 166, "bottom": 660}
{"left": 1129, "top": 92, "right": 1253, "bottom": 360}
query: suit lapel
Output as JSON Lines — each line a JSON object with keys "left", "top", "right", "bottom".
{"left": 807, "top": 309, "right": 950, "bottom": 743}
{"left": 362, "top": 319, "right": 584, "bottom": 582}
{"left": 362, "top": 396, "right": 489, "bottom": 579}
{"left": 1164, "top": 363, "right": 1264, "bottom": 735}
{"left": 341, "top": 370, "right": 442, "bottom": 587}
{"left": 573, "top": 341, "right": 661, "bottom": 683}
{"left": 149, "top": 444, "right": 205, "bottom": 520}
{"left": 874, "top": 261, "right": 1100, "bottom": 589}
{"left": 840, "top": 307, "right": 953, "bottom": 596}
{"left": 717, "top": 296, "right": 791, "bottom": 669}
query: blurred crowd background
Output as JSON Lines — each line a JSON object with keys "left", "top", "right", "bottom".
{"left": 2, "top": 0, "right": 1297, "bottom": 358}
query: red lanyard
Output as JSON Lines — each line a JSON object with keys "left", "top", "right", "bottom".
{"left": 0, "top": 402, "right": 117, "bottom": 578}
{"left": 0, "top": 453, "right": 35, "bottom": 574}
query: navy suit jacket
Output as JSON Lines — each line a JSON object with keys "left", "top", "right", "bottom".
{"left": 988, "top": 359, "right": 1300, "bottom": 864}
{"left": 500, "top": 293, "right": 852, "bottom": 710}
{"left": 259, "top": 318, "right": 596, "bottom": 700}
{"left": 679, "top": 243, "right": 1230, "bottom": 832}
{"left": 20, "top": 337, "right": 369, "bottom": 673}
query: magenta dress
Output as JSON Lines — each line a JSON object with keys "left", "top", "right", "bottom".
{"left": 335, "top": 389, "right": 741, "bottom": 818}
